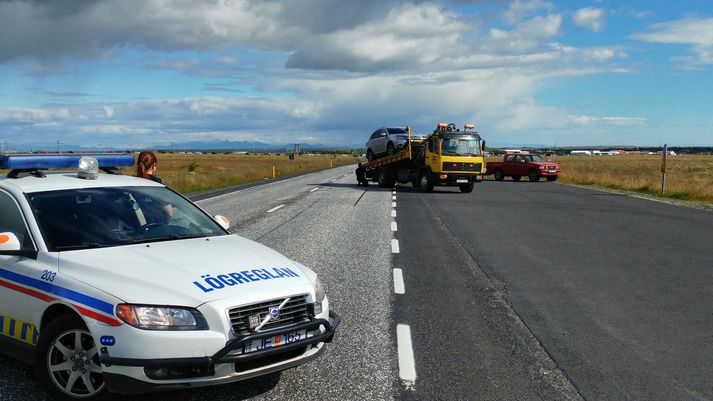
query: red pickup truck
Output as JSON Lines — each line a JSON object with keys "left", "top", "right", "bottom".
{"left": 486, "top": 153, "right": 561, "bottom": 182}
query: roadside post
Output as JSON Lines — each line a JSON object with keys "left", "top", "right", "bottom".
{"left": 661, "top": 144, "right": 667, "bottom": 193}
{"left": 272, "top": 165, "right": 276, "bottom": 179}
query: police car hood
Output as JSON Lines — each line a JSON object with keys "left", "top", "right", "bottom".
{"left": 57, "top": 234, "right": 316, "bottom": 306}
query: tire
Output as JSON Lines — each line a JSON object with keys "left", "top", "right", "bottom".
{"left": 494, "top": 168, "right": 504, "bottom": 181}
{"left": 378, "top": 170, "right": 395, "bottom": 188}
{"left": 366, "top": 149, "right": 374, "bottom": 161}
{"left": 546, "top": 176, "right": 558, "bottom": 182}
{"left": 419, "top": 171, "right": 434, "bottom": 192}
{"left": 386, "top": 142, "right": 394, "bottom": 155}
{"left": 459, "top": 183, "right": 474, "bottom": 193}
{"left": 528, "top": 170, "right": 540, "bottom": 182}
{"left": 36, "top": 315, "right": 110, "bottom": 401}
{"left": 511, "top": 175, "right": 521, "bottom": 181}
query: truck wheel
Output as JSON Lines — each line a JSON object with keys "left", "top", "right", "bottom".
{"left": 528, "top": 170, "right": 540, "bottom": 182}
{"left": 36, "top": 315, "right": 109, "bottom": 401}
{"left": 511, "top": 175, "right": 521, "bottom": 181}
{"left": 378, "top": 170, "right": 395, "bottom": 188}
{"left": 366, "top": 149, "right": 374, "bottom": 161}
{"left": 459, "top": 183, "right": 474, "bottom": 193}
{"left": 387, "top": 142, "right": 394, "bottom": 155}
{"left": 546, "top": 176, "right": 558, "bottom": 182}
{"left": 419, "top": 172, "right": 434, "bottom": 192}
{"left": 494, "top": 169, "right": 504, "bottom": 181}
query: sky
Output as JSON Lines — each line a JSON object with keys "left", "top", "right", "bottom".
{"left": 0, "top": 0, "right": 712, "bottom": 149}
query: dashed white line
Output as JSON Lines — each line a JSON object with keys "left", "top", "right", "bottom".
{"left": 393, "top": 269, "right": 405, "bottom": 294}
{"left": 391, "top": 221, "right": 398, "bottom": 232}
{"left": 392, "top": 202, "right": 397, "bottom": 208}
{"left": 266, "top": 204, "right": 285, "bottom": 213}
{"left": 397, "top": 324, "right": 417, "bottom": 383}
{"left": 391, "top": 239, "right": 400, "bottom": 253}
{"left": 392, "top": 195, "right": 397, "bottom": 201}
{"left": 391, "top": 210, "right": 397, "bottom": 218}
{"left": 392, "top": 191, "right": 396, "bottom": 195}
{"left": 310, "top": 187, "right": 320, "bottom": 192}
{"left": 331, "top": 178, "right": 337, "bottom": 182}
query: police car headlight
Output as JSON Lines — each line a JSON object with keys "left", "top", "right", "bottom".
{"left": 116, "top": 304, "right": 208, "bottom": 330}
{"left": 314, "top": 277, "right": 326, "bottom": 304}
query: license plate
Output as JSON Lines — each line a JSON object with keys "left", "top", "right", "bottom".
{"left": 244, "top": 330, "right": 310, "bottom": 353}
{"left": 456, "top": 179, "right": 468, "bottom": 183}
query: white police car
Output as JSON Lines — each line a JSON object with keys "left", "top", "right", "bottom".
{"left": 0, "top": 154, "right": 340, "bottom": 400}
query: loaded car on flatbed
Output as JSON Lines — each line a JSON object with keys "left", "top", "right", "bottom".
{"left": 0, "top": 154, "right": 340, "bottom": 400}
{"left": 363, "top": 123, "right": 487, "bottom": 193}
{"left": 486, "top": 152, "right": 561, "bottom": 182}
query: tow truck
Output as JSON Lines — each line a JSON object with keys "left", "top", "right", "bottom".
{"left": 364, "top": 123, "right": 486, "bottom": 193}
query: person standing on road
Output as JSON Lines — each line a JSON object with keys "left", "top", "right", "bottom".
{"left": 355, "top": 163, "right": 369, "bottom": 186}
{"left": 136, "top": 150, "right": 173, "bottom": 221}
{"left": 137, "top": 151, "right": 163, "bottom": 183}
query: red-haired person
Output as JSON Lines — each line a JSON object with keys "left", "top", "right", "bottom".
{"left": 137, "top": 151, "right": 163, "bottom": 183}
{"left": 136, "top": 151, "right": 173, "bottom": 220}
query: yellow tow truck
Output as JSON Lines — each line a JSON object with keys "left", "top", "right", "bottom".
{"left": 364, "top": 123, "right": 486, "bottom": 193}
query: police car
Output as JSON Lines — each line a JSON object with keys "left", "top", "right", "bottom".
{"left": 0, "top": 154, "right": 340, "bottom": 400}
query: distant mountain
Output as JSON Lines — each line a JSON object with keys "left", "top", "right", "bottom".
{"left": 8, "top": 139, "right": 363, "bottom": 152}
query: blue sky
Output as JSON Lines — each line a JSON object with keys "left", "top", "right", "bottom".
{"left": 0, "top": 0, "right": 712, "bottom": 148}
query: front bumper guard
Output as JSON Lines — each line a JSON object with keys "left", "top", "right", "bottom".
{"left": 98, "top": 310, "right": 342, "bottom": 369}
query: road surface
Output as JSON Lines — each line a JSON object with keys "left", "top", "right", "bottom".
{"left": 2, "top": 165, "right": 712, "bottom": 401}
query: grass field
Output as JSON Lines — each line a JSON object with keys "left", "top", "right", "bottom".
{"left": 119, "top": 153, "right": 358, "bottom": 194}
{"left": 548, "top": 155, "right": 713, "bottom": 205}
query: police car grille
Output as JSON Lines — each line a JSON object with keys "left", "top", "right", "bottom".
{"left": 228, "top": 295, "right": 311, "bottom": 335}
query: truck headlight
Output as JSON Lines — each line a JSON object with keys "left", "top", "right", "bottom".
{"left": 116, "top": 304, "right": 208, "bottom": 330}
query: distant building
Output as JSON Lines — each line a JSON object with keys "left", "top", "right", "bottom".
{"left": 570, "top": 150, "right": 592, "bottom": 156}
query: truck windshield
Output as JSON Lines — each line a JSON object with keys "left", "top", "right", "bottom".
{"left": 27, "top": 187, "right": 226, "bottom": 252}
{"left": 441, "top": 137, "right": 482, "bottom": 156}
{"left": 523, "top": 155, "right": 545, "bottom": 162}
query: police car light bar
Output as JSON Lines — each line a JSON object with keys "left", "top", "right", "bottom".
{"left": 0, "top": 154, "right": 134, "bottom": 170}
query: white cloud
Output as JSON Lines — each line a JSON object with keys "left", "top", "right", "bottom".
{"left": 502, "top": 0, "right": 552, "bottom": 25}
{"left": 632, "top": 17, "right": 713, "bottom": 69}
{"left": 103, "top": 105, "right": 114, "bottom": 118}
{"left": 572, "top": 8, "right": 606, "bottom": 32}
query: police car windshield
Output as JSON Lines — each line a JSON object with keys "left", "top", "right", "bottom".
{"left": 27, "top": 187, "right": 226, "bottom": 252}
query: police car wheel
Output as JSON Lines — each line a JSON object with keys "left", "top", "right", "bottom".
{"left": 37, "top": 315, "right": 109, "bottom": 401}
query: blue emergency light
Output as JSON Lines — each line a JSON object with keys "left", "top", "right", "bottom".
{"left": 0, "top": 154, "right": 135, "bottom": 170}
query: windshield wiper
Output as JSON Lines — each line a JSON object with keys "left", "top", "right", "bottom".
{"left": 130, "top": 234, "right": 206, "bottom": 245}
{"left": 55, "top": 243, "right": 113, "bottom": 251}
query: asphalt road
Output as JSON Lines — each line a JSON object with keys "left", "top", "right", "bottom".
{"left": 394, "top": 179, "right": 713, "bottom": 401}
{"left": 2, "top": 166, "right": 712, "bottom": 401}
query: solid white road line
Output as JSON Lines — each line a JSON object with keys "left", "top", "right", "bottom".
{"left": 392, "top": 202, "right": 397, "bottom": 208}
{"left": 310, "top": 187, "right": 320, "bottom": 192}
{"left": 397, "top": 324, "right": 417, "bottom": 383}
{"left": 393, "top": 269, "right": 405, "bottom": 294}
{"left": 391, "top": 221, "right": 398, "bottom": 231}
{"left": 266, "top": 204, "right": 285, "bottom": 213}
{"left": 391, "top": 239, "right": 400, "bottom": 253}
{"left": 391, "top": 210, "right": 397, "bottom": 218}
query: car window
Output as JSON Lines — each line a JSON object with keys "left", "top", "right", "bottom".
{"left": 27, "top": 186, "right": 226, "bottom": 252}
{"left": 506, "top": 155, "right": 515, "bottom": 162}
{"left": 370, "top": 130, "right": 382, "bottom": 140}
{"left": 0, "top": 190, "right": 33, "bottom": 250}
{"left": 524, "top": 155, "right": 545, "bottom": 162}
{"left": 387, "top": 128, "right": 407, "bottom": 135}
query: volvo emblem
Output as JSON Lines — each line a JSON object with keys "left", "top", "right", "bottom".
{"left": 269, "top": 307, "right": 281, "bottom": 319}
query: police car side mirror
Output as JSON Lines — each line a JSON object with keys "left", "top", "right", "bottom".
{"left": 214, "top": 215, "right": 230, "bottom": 230}
{"left": 0, "top": 232, "right": 34, "bottom": 258}
{"left": 0, "top": 232, "right": 21, "bottom": 253}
